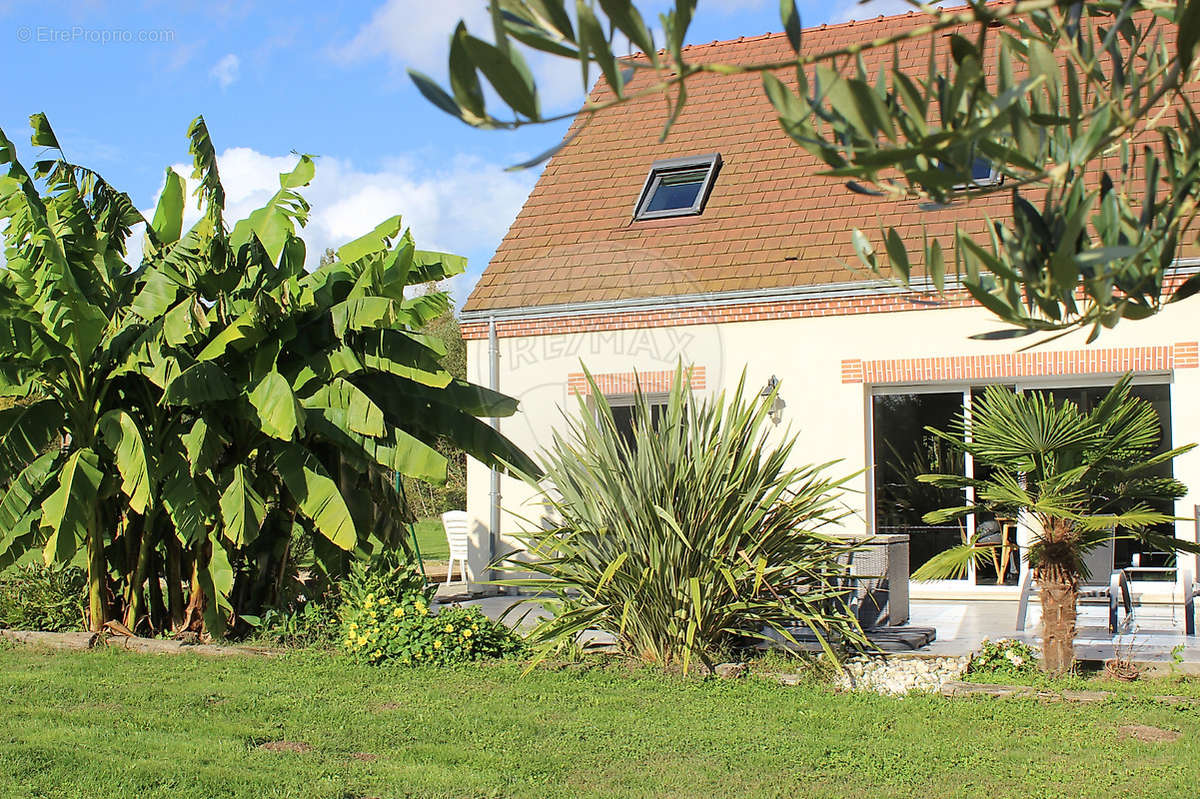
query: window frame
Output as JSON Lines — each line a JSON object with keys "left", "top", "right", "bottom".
{"left": 953, "top": 156, "right": 1003, "bottom": 190}
{"left": 601, "top": 392, "right": 671, "bottom": 455}
{"left": 632, "top": 153, "right": 722, "bottom": 221}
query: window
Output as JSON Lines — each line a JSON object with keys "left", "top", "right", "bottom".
{"left": 608, "top": 393, "right": 669, "bottom": 450}
{"left": 872, "top": 391, "right": 968, "bottom": 580}
{"left": 954, "top": 156, "right": 1001, "bottom": 189}
{"left": 633, "top": 153, "right": 722, "bottom": 220}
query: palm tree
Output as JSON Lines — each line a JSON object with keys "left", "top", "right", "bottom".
{"left": 913, "top": 376, "right": 1196, "bottom": 674}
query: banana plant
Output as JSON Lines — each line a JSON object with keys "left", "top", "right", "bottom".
{"left": 0, "top": 114, "right": 534, "bottom": 636}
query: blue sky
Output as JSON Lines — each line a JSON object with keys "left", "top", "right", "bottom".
{"left": 0, "top": 0, "right": 907, "bottom": 305}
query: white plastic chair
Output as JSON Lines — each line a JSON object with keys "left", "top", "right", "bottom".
{"left": 1015, "top": 533, "right": 1133, "bottom": 634}
{"left": 440, "top": 511, "right": 470, "bottom": 585}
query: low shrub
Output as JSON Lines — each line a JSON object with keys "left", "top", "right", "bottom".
{"left": 967, "top": 638, "right": 1040, "bottom": 678}
{"left": 257, "top": 599, "right": 341, "bottom": 649}
{"left": 338, "top": 552, "right": 524, "bottom": 665}
{"left": 0, "top": 563, "right": 86, "bottom": 632}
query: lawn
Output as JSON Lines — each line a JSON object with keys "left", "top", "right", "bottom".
{"left": 410, "top": 517, "right": 448, "bottom": 561}
{"left": 1, "top": 647, "right": 1198, "bottom": 798}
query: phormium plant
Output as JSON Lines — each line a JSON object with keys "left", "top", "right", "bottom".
{"left": 500, "top": 367, "right": 866, "bottom": 673}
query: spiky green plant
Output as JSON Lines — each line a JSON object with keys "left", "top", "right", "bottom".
{"left": 500, "top": 369, "right": 865, "bottom": 673}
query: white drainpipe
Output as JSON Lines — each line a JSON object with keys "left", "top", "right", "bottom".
{"left": 488, "top": 316, "right": 502, "bottom": 590}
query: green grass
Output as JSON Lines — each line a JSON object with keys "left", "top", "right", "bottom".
{"left": 1, "top": 647, "right": 1199, "bottom": 798}
{"left": 409, "top": 517, "right": 448, "bottom": 561}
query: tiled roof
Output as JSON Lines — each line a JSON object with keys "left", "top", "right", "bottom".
{"left": 462, "top": 6, "right": 1109, "bottom": 313}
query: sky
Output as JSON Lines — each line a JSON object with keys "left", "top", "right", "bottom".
{"left": 0, "top": 0, "right": 913, "bottom": 306}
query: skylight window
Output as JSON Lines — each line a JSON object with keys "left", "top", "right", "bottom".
{"left": 955, "top": 156, "right": 1001, "bottom": 189}
{"left": 633, "top": 153, "right": 722, "bottom": 220}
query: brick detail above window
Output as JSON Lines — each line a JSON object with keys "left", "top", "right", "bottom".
{"left": 567, "top": 366, "right": 706, "bottom": 396}
{"left": 841, "top": 343, "right": 1198, "bottom": 385}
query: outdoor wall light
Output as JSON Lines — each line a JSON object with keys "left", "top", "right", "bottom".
{"left": 761, "top": 375, "right": 785, "bottom": 424}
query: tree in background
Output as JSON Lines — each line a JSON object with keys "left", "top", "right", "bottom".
{"left": 0, "top": 115, "right": 534, "bottom": 636}
{"left": 414, "top": 0, "right": 1200, "bottom": 340}
{"left": 399, "top": 289, "right": 469, "bottom": 522}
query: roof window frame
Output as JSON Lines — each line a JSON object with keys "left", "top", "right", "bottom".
{"left": 953, "top": 156, "right": 1003, "bottom": 190}
{"left": 632, "top": 153, "right": 722, "bottom": 221}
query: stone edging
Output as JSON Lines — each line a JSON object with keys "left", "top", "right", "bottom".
{"left": 0, "top": 629, "right": 275, "bottom": 657}
{"left": 940, "top": 681, "right": 1200, "bottom": 705}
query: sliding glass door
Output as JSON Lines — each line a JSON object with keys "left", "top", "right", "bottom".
{"left": 871, "top": 391, "right": 967, "bottom": 579}
{"left": 1025, "top": 382, "right": 1175, "bottom": 576}
{"left": 870, "top": 379, "right": 1175, "bottom": 587}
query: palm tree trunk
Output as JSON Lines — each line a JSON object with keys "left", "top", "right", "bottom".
{"left": 1036, "top": 561, "right": 1079, "bottom": 675}
{"left": 1034, "top": 516, "right": 1082, "bottom": 675}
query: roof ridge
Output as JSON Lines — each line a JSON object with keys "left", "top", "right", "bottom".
{"left": 623, "top": 0, "right": 1014, "bottom": 59}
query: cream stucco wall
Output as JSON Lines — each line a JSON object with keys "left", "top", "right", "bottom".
{"left": 463, "top": 301, "right": 1200, "bottom": 602}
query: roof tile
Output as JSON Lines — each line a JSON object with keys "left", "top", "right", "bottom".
{"left": 463, "top": 3, "right": 1177, "bottom": 313}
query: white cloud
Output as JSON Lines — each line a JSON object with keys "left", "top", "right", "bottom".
{"left": 334, "top": 0, "right": 486, "bottom": 75}
{"left": 210, "top": 53, "right": 241, "bottom": 89}
{"left": 830, "top": 0, "right": 920, "bottom": 23}
{"left": 137, "top": 146, "right": 536, "bottom": 304}
{"left": 332, "top": 0, "right": 590, "bottom": 112}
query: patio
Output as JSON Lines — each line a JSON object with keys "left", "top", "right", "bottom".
{"left": 911, "top": 599, "right": 1200, "bottom": 664}
{"left": 445, "top": 589, "right": 1200, "bottom": 667}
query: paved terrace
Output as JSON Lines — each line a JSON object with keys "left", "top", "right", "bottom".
{"left": 436, "top": 587, "right": 1200, "bottom": 665}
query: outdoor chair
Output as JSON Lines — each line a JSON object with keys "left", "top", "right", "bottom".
{"left": 1116, "top": 505, "right": 1200, "bottom": 637}
{"left": 975, "top": 518, "right": 1019, "bottom": 585}
{"left": 1016, "top": 533, "right": 1133, "bottom": 635}
{"left": 440, "top": 511, "right": 470, "bottom": 585}
{"left": 1186, "top": 506, "right": 1200, "bottom": 636}
{"left": 836, "top": 533, "right": 910, "bottom": 627}
{"left": 1123, "top": 553, "right": 1196, "bottom": 636}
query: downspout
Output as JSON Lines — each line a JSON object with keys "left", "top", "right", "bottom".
{"left": 488, "top": 316, "right": 502, "bottom": 590}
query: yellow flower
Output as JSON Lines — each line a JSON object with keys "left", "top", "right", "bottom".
{"left": 357, "top": 635, "right": 367, "bottom": 646}
{"left": 462, "top": 629, "right": 472, "bottom": 638}
{"left": 418, "top": 605, "right": 428, "bottom": 616}
{"left": 349, "top": 622, "right": 358, "bottom": 631}
{"left": 393, "top": 607, "right": 404, "bottom": 618}
{"left": 378, "top": 595, "right": 390, "bottom": 605}
{"left": 372, "top": 649, "right": 382, "bottom": 659}
{"left": 433, "top": 640, "right": 442, "bottom": 649}
{"left": 443, "top": 623, "right": 454, "bottom": 633}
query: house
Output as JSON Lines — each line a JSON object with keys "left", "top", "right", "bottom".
{"left": 456, "top": 8, "right": 1200, "bottom": 605}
